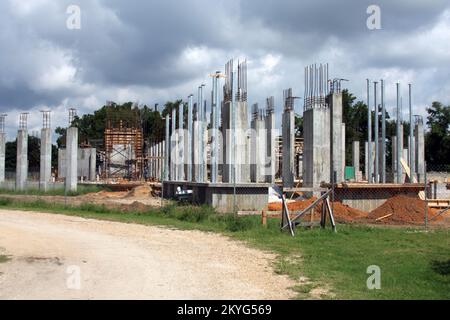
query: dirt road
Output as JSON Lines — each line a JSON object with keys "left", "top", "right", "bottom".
{"left": 0, "top": 210, "right": 295, "bottom": 300}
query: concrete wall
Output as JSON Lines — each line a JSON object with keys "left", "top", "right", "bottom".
{"left": 163, "top": 181, "right": 269, "bottom": 213}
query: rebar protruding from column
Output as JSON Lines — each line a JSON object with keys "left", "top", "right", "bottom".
{"left": 396, "top": 83, "right": 402, "bottom": 183}
{"left": 381, "top": 79, "right": 386, "bottom": 183}
{"left": 41, "top": 110, "right": 51, "bottom": 129}
{"left": 69, "top": 108, "right": 77, "bottom": 127}
{"left": 409, "top": 83, "right": 415, "bottom": 182}
{"left": 374, "top": 81, "right": 379, "bottom": 183}
{"left": 0, "top": 114, "right": 7, "bottom": 133}
{"left": 367, "top": 79, "right": 372, "bottom": 183}
{"left": 19, "top": 113, "right": 29, "bottom": 131}
{"left": 304, "top": 63, "right": 329, "bottom": 110}
{"left": 237, "top": 60, "right": 247, "bottom": 102}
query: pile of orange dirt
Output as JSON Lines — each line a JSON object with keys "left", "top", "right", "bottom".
{"left": 125, "top": 185, "right": 153, "bottom": 198}
{"left": 268, "top": 198, "right": 367, "bottom": 223}
{"left": 268, "top": 197, "right": 318, "bottom": 212}
{"left": 368, "top": 195, "right": 443, "bottom": 225}
{"left": 318, "top": 202, "right": 368, "bottom": 223}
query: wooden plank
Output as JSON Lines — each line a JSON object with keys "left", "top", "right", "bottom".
{"left": 284, "top": 187, "right": 328, "bottom": 193}
{"left": 375, "top": 214, "right": 394, "bottom": 222}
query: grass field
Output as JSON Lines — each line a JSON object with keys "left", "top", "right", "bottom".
{"left": 0, "top": 197, "right": 449, "bottom": 300}
{"left": 0, "top": 185, "right": 103, "bottom": 197}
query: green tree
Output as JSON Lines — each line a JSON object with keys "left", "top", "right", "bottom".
{"left": 425, "top": 102, "right": 450, "bottom": 166}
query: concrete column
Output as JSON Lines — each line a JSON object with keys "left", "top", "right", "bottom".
{"left": 330, "top": 93, "right": 344, "bottom": 183}
{"left": 235, "top": 101, "right": 250, "bottom": 184}
{"left": 193, "top": 109, "right": 200, "bottom": 182}
{"left": 265, "top": 111, "right": 276, "bottom": 183}
{"left": 178, "top": 103, "right": 185, "bottom": 181}
{"left": 0, "top": 133, "right": 6, "bottom": 184}
{"left": 171, "top": 108, "right": 177, "bottom": 181}
{"left": 392, "top": 136, "right": 397, "bottom": 182}
{"left": 409, "top": 135, "right": 416, "bottom": 182}
{"left": 187, "top": 96, "right": 193, "bottom": 182}
{"left": 415, "top": 121, "right": 425, "bottom": 183}
{"left": 342, "top": 123, "right": 346, "bottom": 180}
{"left": 352, "top": 141, "right": 360, "bottom": 181}
{"left": 40, "top": 128, "right": 52, "bottom": 191}
{"left": 16, "top": 130, "right": 28, "bottom": 191}
{"left": 89, "top": 148, "right": 96, "bottom": 181}
{"left": 164, "top": 117, "right": 170, "bottom": 181}
{"left": 66, "top": 127, "right": 78, "bottom": 193}
{"left": 221, "top": 101, "right": 232, "bottom": 183}
{"left": 282, "top": 109, "right": 295, "bottom": 188}
{"left": 303, "top": 107, "right": 330, "bottom": 190}
{"left": 397, "top": 124, "right": 404, "bottom": 183}
{"left": 365, "top": 141, "right": 375, "bottom": 182}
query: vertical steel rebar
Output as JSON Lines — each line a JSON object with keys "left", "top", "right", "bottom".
{"left": 396, "top": 83, "right": 401, "bottom": 184}
{"left": 409, "top": 84, "right": 414, "bottom": 182}
{"left": 367, "top": 79, "right": 372, "bottom": 183}
{"left": 381, "top": 80, "right": 386, "bottom": 183}
{"left": 374, "top": 81, "right": 379, "bottom": 184}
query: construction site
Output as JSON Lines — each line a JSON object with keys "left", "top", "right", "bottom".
{"left": 0, "top": 60, "right": 448, "bottom": 230}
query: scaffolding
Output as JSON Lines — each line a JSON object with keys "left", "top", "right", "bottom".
{"left": 104, "top": 106, "right": 144, "bottom": 180}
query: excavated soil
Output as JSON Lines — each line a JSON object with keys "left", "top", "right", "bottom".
{"left": 368, "top": 195, "right": 443, "bottom": 225}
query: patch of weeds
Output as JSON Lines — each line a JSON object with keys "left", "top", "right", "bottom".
{"left": 431, "top": 259, "right": 450, "bottom": 276}
{"left": 0, "top": 255, "right": 11, "bottom": 264}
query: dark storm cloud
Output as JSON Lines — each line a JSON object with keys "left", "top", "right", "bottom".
{"left": 0, "top": 0, "right": 449, "bottom": 139}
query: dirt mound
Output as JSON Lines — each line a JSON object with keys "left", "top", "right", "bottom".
{"left": 268, "top": 198, "right": 367, "bottom": 223}
{"left": 268, "top": 197, "right": 318, "bottom": 212}
{"left": 120, "top": 201, "right": 151, "bottom": 213}
{"left": 368, "top": 195, "right": 443, "bottom": 224}
{"left": 125, "top": 185, "right": 153, "bottom": 199}
{"left": 325, "top": 202, "right": 368, "bottom": 223}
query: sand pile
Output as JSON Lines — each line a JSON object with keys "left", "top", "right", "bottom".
{"left": 368, "top": 195, "right": 443, "bottom": 224}
{"left": 125, "top": 185, "right": 153, "bottom": 198}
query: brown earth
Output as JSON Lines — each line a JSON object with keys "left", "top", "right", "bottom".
{"left": 0, "top": 210, "right": 295, "bottom": 300}
{"left": 368, "top": 195, "right": 443, "bottom": 225}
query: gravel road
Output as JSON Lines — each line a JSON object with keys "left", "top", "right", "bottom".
{"left": 0, "top": 210, "right": 295, "bottom": 300}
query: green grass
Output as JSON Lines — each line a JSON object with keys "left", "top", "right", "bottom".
{"left": 0, "top": 185, "right": 103, "bottom": 197}
{"left": 0, "top": 255, "right": 11, "bottom": 264}
{"left": 0, "top": 197, "right": 449, "bottom": 300}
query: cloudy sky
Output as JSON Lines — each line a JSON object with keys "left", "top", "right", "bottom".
{"left": 1, "top": 0, "right": 449, "bottom": 141}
